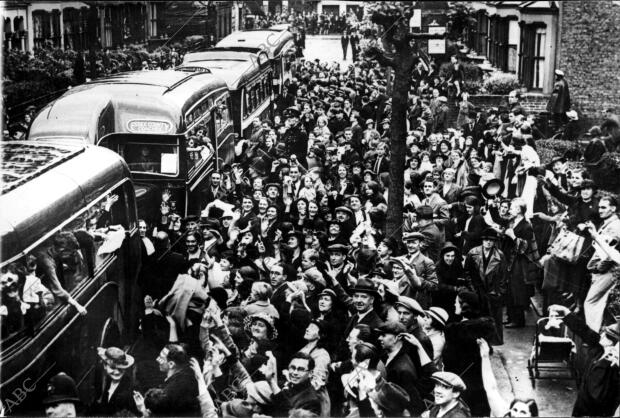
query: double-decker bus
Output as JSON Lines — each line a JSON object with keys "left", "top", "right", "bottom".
{"left": 0, "top": 141, "right": 141, "bottom": 414}
{"left": 215, "top": 28, "right": 296, "bottom": 93}
{"left": 28, "top": 69, "right": 235, "bottom": 222}
{"left": 180, "top": 49, "right": 274, "bottom": 139}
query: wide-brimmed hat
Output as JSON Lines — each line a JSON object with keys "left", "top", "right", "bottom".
{"left": 481, "top": 178, "right": 505, "bottom": 200}
{"left": 425, "top": 307, "right": 449, "bottom": 328}
{"left": 42, "top": 372, "right": 81, "bottom": 406}
{"left": 350, "top": 277, "right": 381, "bottom": 299}
{"left": 244, "top": 312, "right": 278, "bottom": 340}
{"left": 97, "top": 346, "right": 135, "bottom": 369}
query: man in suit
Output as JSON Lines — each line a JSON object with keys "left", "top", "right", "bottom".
{"left": 338, "top": 278, "right": 384, "bottom": 358}
{"left": 341, "top": 31, "right": 350, "bottom": 60}
{"left": 201, "top": 171, "right": 229, "bottom": 206}
{"left": 350, "top": 31, "right": 360, "bottom": 61}
{"left": 373, "top": 143, "right": 390, "bottom": 176}
{"left": 416, "top": 205, "right": 444, "bottom": 263}
{"left": 398, "top": 232, "right": 437, "bottom": 308}
{"left": 155, "top": 344, "right": 199, "bottom": 415}
{"left": 464, "top": 228, "right": 508, "bottom": 344}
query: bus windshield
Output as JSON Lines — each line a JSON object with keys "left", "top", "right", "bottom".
{"left": 106, "top": 137, "right": 180, "bottom": 177}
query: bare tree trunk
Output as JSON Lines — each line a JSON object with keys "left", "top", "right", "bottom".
{"left": 385, "top": 54, "right": 414, "bottom": 241}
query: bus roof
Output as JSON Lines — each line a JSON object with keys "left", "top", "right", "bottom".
{"left": 180, "top": 50, "right": 267, "bottom": 90}
{"left": 28, "top": 69, "right": 228, "bottom": 143}
{"left": 268, "top": 24, "right": 291, "bottom": 32}
{"left": 0, "top": 141, "right": 130, "bottom": 264}
{"left": 216, "top": 29, "right": 295, "bottom": 59}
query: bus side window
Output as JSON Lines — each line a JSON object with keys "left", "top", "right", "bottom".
{"left": 1, "top": 259, "right": 54, "bottom": 337}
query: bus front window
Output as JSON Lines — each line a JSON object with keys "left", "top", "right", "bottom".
{"left": 122, "top": 143, "right": 179, "bottom": 176}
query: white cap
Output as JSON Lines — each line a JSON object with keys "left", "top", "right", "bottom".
{"left": 555, "top": 69, "right": 565, "bottom": 76}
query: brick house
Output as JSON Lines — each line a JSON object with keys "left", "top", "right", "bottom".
{"left": 466, "top": 1, "right": 620, "bottom": 123}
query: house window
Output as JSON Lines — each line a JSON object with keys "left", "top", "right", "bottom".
{"left": 149, "top": 3, "right": 158, "bottom": 38}
{"left": 534, "top": 27, "right": 546, "bottom": 89}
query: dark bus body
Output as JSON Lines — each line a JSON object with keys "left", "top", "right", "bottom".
{"left": 29, "top": 69, "right": 235, "bottom": 223}
{"left": 0, "top": 141, "right": 141, "bottom": 414}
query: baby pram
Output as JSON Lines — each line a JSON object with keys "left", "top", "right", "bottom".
{"left": 527, "top": 316, "right": 576, "bottom": 388}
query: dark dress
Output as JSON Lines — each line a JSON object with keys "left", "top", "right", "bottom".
{"left": 443, "top": 316, "right": 497, "bottom": 417}
{"left": 434, "top": 260, "right": 465, "bottom": 318}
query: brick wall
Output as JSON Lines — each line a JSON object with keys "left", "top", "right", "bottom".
{"left": 558, "top": 0, "right": 620, "bottom": 125}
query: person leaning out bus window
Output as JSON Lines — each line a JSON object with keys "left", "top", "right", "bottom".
{"left": 34, "top": 232, "right": 88, "bottom": 316}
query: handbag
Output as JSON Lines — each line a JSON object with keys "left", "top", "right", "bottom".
{"left": 549, "top": 228, "right": 585, "bottom": 264}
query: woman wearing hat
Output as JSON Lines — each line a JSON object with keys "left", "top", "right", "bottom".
{"left": 422, "top": 307, "right": 449, "bottom": 369}
{"left": 434, "top": 243, "right": 466, "bottom": 317}
{"left": 90, "top": 347, "right": 138, "bottom": 416}
{"left": 454, "top": 195, "right": 488, "bottom": 255}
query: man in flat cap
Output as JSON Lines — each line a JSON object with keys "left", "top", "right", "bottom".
{"left": 398, "top": 232, "right": 437, "bottom": 308}
{"left": 422, "top": 371, "right": 470, "bottom": 417}
{"left": 376, "top": 321, "right": 435, "bottom": 415}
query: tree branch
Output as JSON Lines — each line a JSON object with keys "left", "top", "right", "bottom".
{"left": 364, "top": 46, "right": 394, "bottom": 68}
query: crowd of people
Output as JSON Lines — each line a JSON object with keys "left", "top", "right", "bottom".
{"left": 247, "top": 9, "right": 361, "bottom": 36}
{"left": 5, "top": 17, "right": 620, "bottom": 418}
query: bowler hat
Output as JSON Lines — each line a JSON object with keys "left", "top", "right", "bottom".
{"left": 481, "top": 227, "right": 499, "bottom": 241}
{"left": 350, "top": 277, "right": 381, "bottom": 299}
{"left": 43, "top": 372, "right": 81, "bottom": 406}
{"left": 481, "top": 178, "right": 505, "bottom": 200}
{"left": 431, "top": 371, "right": 467, "bottom": 392}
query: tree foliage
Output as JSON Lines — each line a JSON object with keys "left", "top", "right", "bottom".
{"left": 446, "top": 2, "right": 477, "bottom": 41}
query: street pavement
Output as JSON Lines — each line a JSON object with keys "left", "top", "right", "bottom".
{"left": 303, "top": 35, "right": 352, "bottom": 68}
{"left": 303, "top": 34, "right": 576, "bottom": 416}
